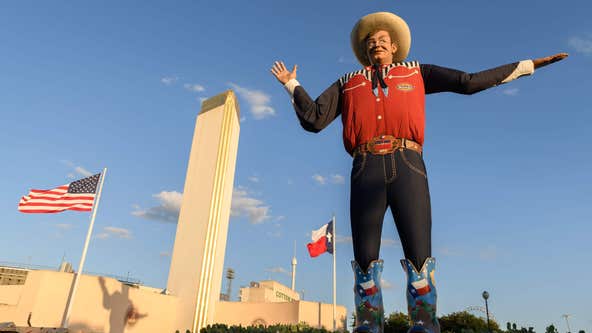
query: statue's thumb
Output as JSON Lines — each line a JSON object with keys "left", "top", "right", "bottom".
{"left": 293, "top": 65, "right": 298, "bottom": 74}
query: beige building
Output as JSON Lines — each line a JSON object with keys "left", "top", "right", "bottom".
{"left": 0, "top": 268, "right": 347, "bottom": 332}
{"left": 239, "top": 280, "right": 300, "bottom": 303}
{"left": 0, "top": 267, "right": 28, "bottom": 286}
{"left": 222, "top": 279, "right": 347, "bottom": 329}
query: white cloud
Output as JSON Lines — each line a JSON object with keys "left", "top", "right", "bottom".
{"left": 95, "top": 226, "right": 132, "bottom": 240}
{"left": 231, "top": 188, "right": 271, "bottom": 224}
{"left": 381, "top": 238, "right": 399, "bottom": 247}
{"left": 265, "top": 267, "right": 290, "bottom": 275}
{"left": 132, "top": 191, "right": 183, "bottom": 223}
{"left": 502, "top": 88, "right": 520, "bottom": 96}
{"left": 133, "top": 187, "right": 272, "bottom": 225}
{"left": 335, "top": 234, "right": 352, "bottom": 244}
{"left": 381, "top": 278, "right": 393, "bottom": 290}
{"left": 74, "top": 166, "right": 92, "bottom": 177}
{"left": 438, "top": 247, "right": 463, "bottom": 257}
{"left": 60, "top": 160, "right": 93, "bottom": 178}
{"left": 184, "top": 83, "right": 205, "bottom": 92}
{"left": 55, "top": 223, "right": 73, "bottom": 230}
{"left": 248, "top": 176, "right": 260, "bottom": 183}
{"left": 330, "top": 174, "right": 345, "bottom": 184}
{"left": 568, "top": 35, "right": 592, "bottom": 55}
{"left": 228, "top": 83, "right": 275, "bottom": 119}
{"left": 106, "top": 226, "right": 132, "bottom": 239}
{"left": 313, "top": 174, "right": 344, "bottom": 185}
{"left": 161, "top": 76, "right": 178, "bottom": 86}
{"left": 312, "top": 174, "right": 327, "bottom": 185}
{"left": 502, "top": 88, "right": 519, "bottom": 96}
{"left": 96, "top": 233, "right": 110, "bottom": 239}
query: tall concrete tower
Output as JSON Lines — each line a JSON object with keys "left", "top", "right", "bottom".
{"left": 291, "top": 241, "right": 297, "bottom": 291}
{"left": 291, "top": 256, "right": 297, "bottom": 290}
{"left": 167, "top": 91, "right": 240, "bottom": 333}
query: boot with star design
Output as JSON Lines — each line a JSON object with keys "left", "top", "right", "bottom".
{"left": 400, "top": 257, "right": 440, "bottom": 333}
{"left": 352, "top": 259, "right": 385, "bottom": 333}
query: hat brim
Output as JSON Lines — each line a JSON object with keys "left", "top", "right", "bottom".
{"left": 350, "top": 12, "right": 411, "bottom": 66}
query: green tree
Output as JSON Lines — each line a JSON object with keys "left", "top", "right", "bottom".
{"left": 505, "top": 322, "right": 536, "bottom": 333}
{"left": 439, "top": 311, "right": 500, "bottom": 333}
{"left": 545, "top": 324, "right": 559, "bottom": 333}
{"left": 384, "top": 311, "right": 410, "bottom": 333}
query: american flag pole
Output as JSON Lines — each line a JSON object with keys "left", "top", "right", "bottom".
{"left": 332, "top": 214, "right": 336, "bottom": 332}
{"left": 61, "top": 167, "right": 107, "bottom": 328}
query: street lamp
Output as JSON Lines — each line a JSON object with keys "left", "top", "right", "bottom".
{"left": 482, "top": 291, "right": 491, "bottom": 333}
{"left": 562, "top": 314, "right": 572, "bottom": 333}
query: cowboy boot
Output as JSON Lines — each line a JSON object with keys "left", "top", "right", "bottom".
{"left": 400, "top": 257, "right": 440, "bottom": 333}
{"left": 352, "top": 260, "right": 385, "bottom": 333}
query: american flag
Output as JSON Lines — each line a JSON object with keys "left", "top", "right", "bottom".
{"left": 18, "top": 174, "right": 101, "bottom": 213}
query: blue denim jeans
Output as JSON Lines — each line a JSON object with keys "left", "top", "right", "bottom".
{"left": 350, "top": 148, "right": 431, "bottom": 271}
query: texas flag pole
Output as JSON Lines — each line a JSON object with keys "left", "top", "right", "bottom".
{"left": 331, "top": 214, "right": 337, "bottom": 332}
{"left": 306, "top": 215, "right": 337, "bottom": 331}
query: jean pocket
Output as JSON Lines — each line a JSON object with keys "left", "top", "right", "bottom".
{"left": 351, "top": 153, "right": 367, "bottom": 181}
{"left": 400, "top": 149, "right": 427, "bottom": 178}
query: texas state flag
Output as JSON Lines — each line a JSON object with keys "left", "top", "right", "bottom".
{"left": 356, "top": 279, "right": 378, "bottom": 297}
{"left": 410, "top": 278, "right": 431, "bottom": 297}
{"left": 306, "top": 221, "right": 334, "bottom": 257}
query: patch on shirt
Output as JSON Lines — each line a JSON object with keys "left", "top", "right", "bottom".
{"left": 396, "top": 83, "right": 415, "bottom": 92}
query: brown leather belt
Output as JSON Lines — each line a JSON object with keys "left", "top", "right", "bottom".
{"left": 354, "top": 136, "right": 422, "bottom": 156}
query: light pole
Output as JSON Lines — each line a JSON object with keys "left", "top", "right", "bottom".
{"left": 225, "top": 268, "right": 235, "bottom": 301}
{"left": 482, "top": 291, "right": 491, "bottom": 333}
{"left": 562, "top": 314, "right": 572, "bottom": 333}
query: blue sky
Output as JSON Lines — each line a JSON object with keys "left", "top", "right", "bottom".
{"left": 1, "top": 1, "right": 591, "bottom": 332}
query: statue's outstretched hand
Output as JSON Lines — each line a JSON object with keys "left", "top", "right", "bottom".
{"left": 271, "top": 61, "right": 297, "bottom": 85}
{"left": 533, "top": 53, "right": 568, "bottom": 69}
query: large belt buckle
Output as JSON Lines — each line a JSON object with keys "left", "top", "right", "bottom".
{"left": 368, "top": 135, "right": 398, "bottom": 155}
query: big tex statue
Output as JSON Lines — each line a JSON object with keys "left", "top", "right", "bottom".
{"left": 271, "top": 12, "right": 566, "bottom": 333}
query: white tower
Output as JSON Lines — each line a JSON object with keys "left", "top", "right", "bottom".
{"left": 167, "top": 91, "right": 240, "bottom": 333}
{"left": 291, "top": 241, "right": 297, "bottom": 290}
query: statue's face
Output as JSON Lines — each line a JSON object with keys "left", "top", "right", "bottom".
{"left": 365, "top": 30, "right": 397, "bottom": 65}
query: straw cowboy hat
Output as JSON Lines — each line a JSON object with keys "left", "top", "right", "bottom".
{"left": 350, "top": 12, "right": 411, "bottom": 66}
